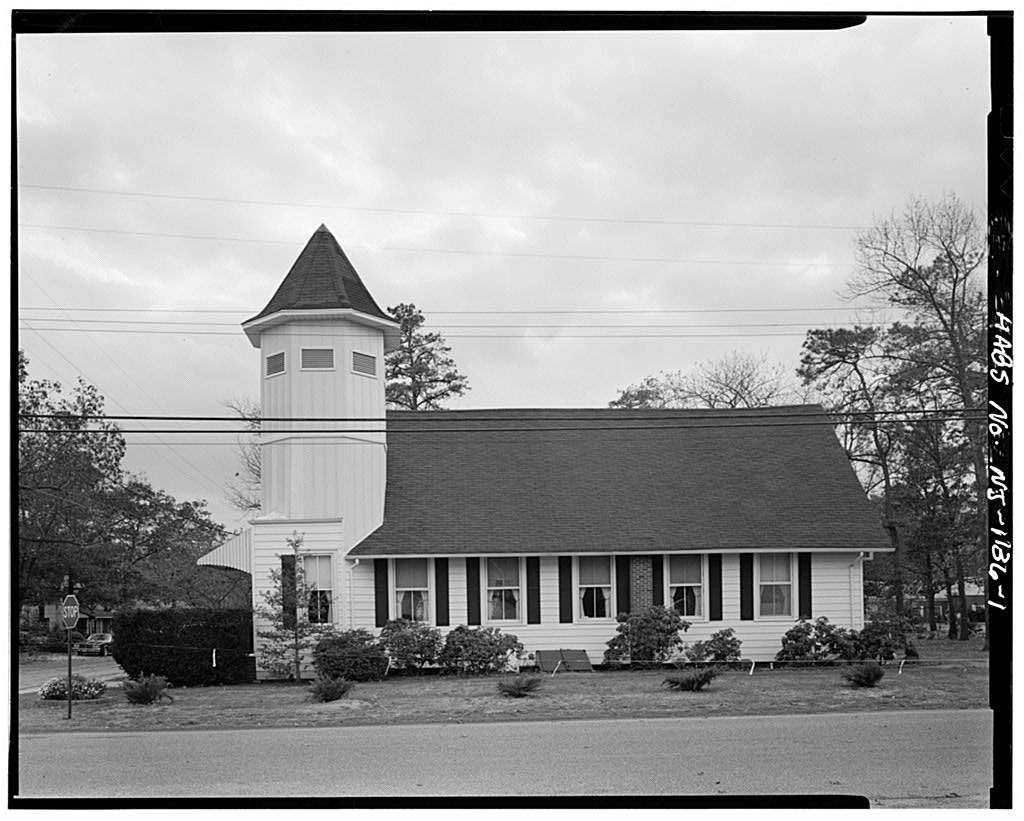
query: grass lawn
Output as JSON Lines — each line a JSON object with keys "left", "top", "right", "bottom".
{"left": 17, "top": 635, "right": 987, "bottom": 734}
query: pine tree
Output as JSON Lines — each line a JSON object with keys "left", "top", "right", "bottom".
{"left": 385, "top": 303, "right": 469, "bottom": 410}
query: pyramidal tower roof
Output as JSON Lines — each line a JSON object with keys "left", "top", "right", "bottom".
{"left": 246, "top": 224, "right": 394, "bottom": 324}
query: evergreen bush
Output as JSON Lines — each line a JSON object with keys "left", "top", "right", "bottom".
{"left": 309, "top": 675, "right": 353, "bottom": 702}
{"left": 604, "top": 606, "right": 690, "bottom": 665}
{"left": 685, "top": 628, "right": 743, "bottom": 663}
{"left": 111, "top": 608, "right": 254, "bottom": 687}
{"left": 123, "top": 674, "right": 173, "bottom": 704}
{"left": 496, "top": 674, "right": 542, "bottom": 698}
{"left": 438, "top": 625, "right": 523, "bottom": 675}
{"left": 774, "top": 617, "right": 903, "bottom": 664}
{"left": 663, "top": 667, "right": 718, "bottom": 692}
{"left": 841, "top": 660, "right": 885, "bottom": 688}
{"left": 379, "top": 619, "right": 443, "bottom": 671}
{"left": 313, "top": 630, "right": 389, "bottom": 682}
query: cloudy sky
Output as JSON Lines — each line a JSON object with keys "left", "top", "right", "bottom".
{"left": 16, "top": 16, "right": 990, "bottom": 529}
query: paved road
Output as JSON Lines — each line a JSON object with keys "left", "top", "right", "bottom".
{"left": 16, "top": 709, "right": 991, "bottom": 806}
{"left": 18, "top": 654, "right": 126, "bottom": 694}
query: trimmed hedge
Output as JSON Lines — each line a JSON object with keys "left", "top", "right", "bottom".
{"left": 111, "top": 608, "right": 255, "bottom": 687}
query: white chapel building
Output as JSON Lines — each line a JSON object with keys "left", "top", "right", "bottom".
{"left": 200, "top": 225, "right": 891, "bottom": 676}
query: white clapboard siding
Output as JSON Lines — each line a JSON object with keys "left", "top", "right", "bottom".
{"left": 258, "top": 322, "right": 386, "bottom": 523}
{"left": 320, "top": 551, "right": 869, "bottom": 669}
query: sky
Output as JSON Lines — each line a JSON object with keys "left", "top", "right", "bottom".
{"left": 15, "top": 15, "right": 991, "bottom": 531}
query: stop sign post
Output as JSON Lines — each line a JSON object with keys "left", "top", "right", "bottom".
{"left": 61, "top": 594, "right": 79, "bottom": 719}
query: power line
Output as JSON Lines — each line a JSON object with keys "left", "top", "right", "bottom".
{"left": 19, "top": 305, "right": 897, "bottom": 315}
{"left": 20, "top": 183, "right": 871, "bottom": 231}
{"left": 19, "top": 223, "right": 852, "bottom": 267}
{"left": 16, "top": 326, "right": 824, "bottom": 339}
{"left": 19, "top": 316, "right": 884, "bottom": 330}
{"left": 22, "top": 408, "right": 984, "bottom": 423}
{"left": 20, "top": 416, "right": 987, "bottom": 436}
{"left": 19, "top": 318, "right": 227, "bottom": 498}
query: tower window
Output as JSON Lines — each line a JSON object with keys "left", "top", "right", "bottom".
{"left": 265, "top": 351, "right": 285, "bottom": 376}
{"left": 352, "top": 351, "right": 377, "bottom": 376}
{"left": 301, "top": 348, "right": 335, "bottom": 370}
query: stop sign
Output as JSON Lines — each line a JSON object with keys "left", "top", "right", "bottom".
{"left": 60, "top": 595, "right": 80, "bottom": 630}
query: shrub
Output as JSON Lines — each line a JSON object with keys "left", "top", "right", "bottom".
{"left": 663, "top": 667, "right": 718, "bottom": 692}
{"left": 123, "top": 674, "right": 173, "bottom": 704}
{"left": 309, "top": 675, "right": 353, "bottom": 702}
{"left": 438, "top": 625, "right": 524, "bottom": 675}
{"left": 379, "top": 619, "right": 443, "bottom": 671}
{"left": 112, "top": 608, "right": 254, "bottom": 687}
{"left": 313, "top": 630, "right": 389, "bottom": 682}
{"left": 775, "top": 617, "right": 897, "bottom": 664}
{"left": 31, "top": 630, "right": 85, "bottom": 654}
{"left": 855, "top": 619, "right": 903, "bottom": 662}
{"left": 685, "top": 628, "right": 743, "bottom": 663}
{"left": 842, "top": 660, "right": 885, "bottom": 688}
{"left": 19, "top": 621, "right": 53, "bottom": 653}
{"left": 38, "top": 674, "right": 107, "bottom": 701}
{"left": 604, "top": 606, "right": 690, "bottom": 665}
{"left": 496, "top": 674, "right": 543, "bottom": 698}
{"left": 774, "top": 620, "right": 816, "bottom": 661}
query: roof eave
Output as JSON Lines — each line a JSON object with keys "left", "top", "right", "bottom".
{"left": 242, "top": 309, "right": 401, "bottom": 350}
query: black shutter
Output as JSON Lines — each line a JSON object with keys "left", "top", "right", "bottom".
{"left": 615, "top": 556, "right": 631, "bottom": 616}
{"left": 740, "top": 553, "right": 754, "bottom": 620}
{"left": 558, "top": 556, "right": 573, "bottom": 623}
{"left": 798, "top": 553, "right": 812, "bottom": 620}
{"left": 708, "top": 554, "right": 723, "bottom": 621}
{"left": 435, "top": 558, "right": 450, "bottom": 627}
{"left": 466, "top": 557, "right": 481, "bottom": 625}
{"left": 651, "top": 555, "right": 664, "bottom": 607}
{"left": 526, "top": 557, "right": 541, "bottom": 624}
{"left": 373, "top": 559, "right": 389, "bottom": 628}
{"left": 281, "top": 555, "right": 297, "bottom": 631}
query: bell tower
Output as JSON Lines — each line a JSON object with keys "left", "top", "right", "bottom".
{"left": 242, "top": 224, "right": 399, "bottom": 543}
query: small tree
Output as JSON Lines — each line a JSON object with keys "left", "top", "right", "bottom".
{"left": 255, "top": 533, "right": 335, "bottom": 681}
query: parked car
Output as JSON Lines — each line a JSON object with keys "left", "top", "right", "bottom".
{"left": 76, "top": 633, "right": 114, "bottom": 656}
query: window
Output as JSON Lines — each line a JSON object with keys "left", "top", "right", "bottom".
{"left": 266, "top": 351, "right": 285, "bottom": 376}
{"left": 352, "top": 351, "right": 377, "bottom": 376}
{"left": 301, "top": 348, "right": 334, "bottom": 369}
{"left": 395, "top": 558, "right": 430, "bottom": 622}
{"left": 303, "top": 555, "right": 333, "bottom": 624}
{"left": 578, "top": 556, "right": 613, "bottom": 619}
{"left": 759, "top": 553, "right": 792, "bottom": 617}
{"left": 669, "top": 554, "right": 702, "bottom": 617}
{"left": 486, "top": 558, "right": 520, "bottom": 621}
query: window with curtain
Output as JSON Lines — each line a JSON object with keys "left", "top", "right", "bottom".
{"left": 759, "top": 553, "right": 792, "bottom": 617}
{"left": 486, "top": 558, "right": 520, "bottom": 620}
{"left": 303, "top": 555, "right": 332, "bottom": 624}
{"left": 578, "top": 556, "right": 613, "bottom": 618}
{"left": 395, "top": 558, "right": 430, "bottom": 622}
{"left": 669, "top": 554, "right": 702, "bottom": 617}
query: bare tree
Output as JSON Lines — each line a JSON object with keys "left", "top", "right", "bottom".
{"left": 610, "top": 351, "right": 806, "bottom": 410}
{"left": 851, "top": 193, "right": 986, "bottom": 521}
{"left": 224, "top": 397, "right": 261, "bottom": 515}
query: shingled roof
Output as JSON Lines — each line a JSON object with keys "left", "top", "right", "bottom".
{"left": 246, "top": 225, "right": 393, "bottom": 324}
{"left": 348, "top": 405, "right": 892, "bottom": 557}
